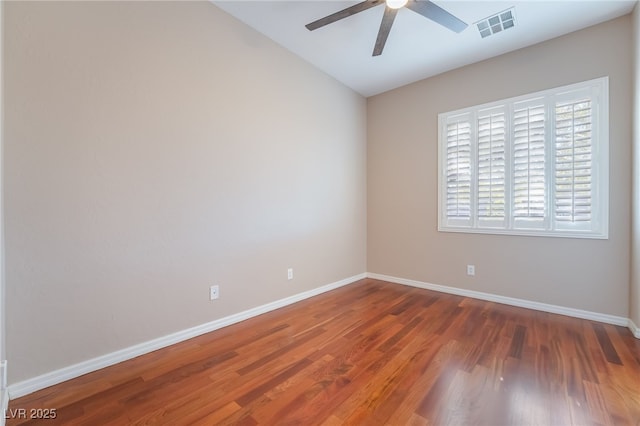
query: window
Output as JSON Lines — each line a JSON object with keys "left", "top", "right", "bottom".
{"left": 438, "top": 77, "right": 608, "bottom": 239}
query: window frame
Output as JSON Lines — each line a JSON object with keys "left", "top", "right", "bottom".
{"left": 437, "top": 77, "right": 609, "bottom": 239}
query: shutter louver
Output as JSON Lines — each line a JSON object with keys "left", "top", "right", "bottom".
{"left": 555, "top": 99, "right": 592, "bottom": 223}
{"left": 446, "top": 119, "right": 471, "bottom": 220}
{"left": 513, "top": 104, "right": 545, "bottom": 221}
{"left": 477, "top": 111, "right": 505, "bottom": 219}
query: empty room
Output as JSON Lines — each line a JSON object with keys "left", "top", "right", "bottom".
{"left": 1, "top": 0, "right": 639, "bottom": 424}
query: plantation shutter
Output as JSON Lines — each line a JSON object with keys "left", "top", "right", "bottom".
{"left": 476, "top": 108, "right": 506, "bottom": 225}
{"left": 445, "top": 114, "right": 472, "bottom": 225}
{"left": 554, "top": 97, "right": 592, "bottom": 227}
{"left": 438, "top": 77, "right": 607, "bottom": 238}
{"left": 512, "top": 101, "right": 546, "bottom": 229}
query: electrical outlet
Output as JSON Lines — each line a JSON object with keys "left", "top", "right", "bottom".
{"left": 210, "top": 285, "right": 219, "bottom": 300}
{"left": 287, "top": 268, "right": 293, "bottom": 280}
{"left": 467, "top": 265, "right": 475, "bottom": 276}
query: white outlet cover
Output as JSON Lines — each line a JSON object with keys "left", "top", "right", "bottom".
{"left": 210, "top": 285, "right": 219, "bottom": 300}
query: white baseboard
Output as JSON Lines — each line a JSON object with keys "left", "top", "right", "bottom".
{"left": 8, "top": 273, "right": 366, "bottom": 400}
{"left": 1, "top": 360, "right": 7, "bottom": 426}
{"left": 367, "top": 272, "right": 634, "bottom": 331}
{"left": 629, "top": 319, "right": 640, "bottom": 338}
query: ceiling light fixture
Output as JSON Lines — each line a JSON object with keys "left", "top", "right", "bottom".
{"left": 386, "top": 0, "right": 408, "bottom": 10}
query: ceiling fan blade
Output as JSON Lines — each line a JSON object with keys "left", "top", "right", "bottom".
{"left": 373, "top": 6, "right": 399, "bottom": 56}
{"left": 306, "top": 0, "right": 384, "bottom": 31}
{"left": 406, "top": 0, "right": 467, "bottom": 33}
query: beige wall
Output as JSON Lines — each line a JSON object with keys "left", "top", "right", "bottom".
{"left": 4, "top": 1, "right": 367, "bottom": 384}
{"left": 632, "top": 5, "right": 640, "bottom": 329}
{"left": 368, "top": 16, "right": 632, "bottom": 317}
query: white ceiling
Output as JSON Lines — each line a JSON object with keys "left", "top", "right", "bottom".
{"left": 214, "top": 0, "right": 636, "bottom": 97}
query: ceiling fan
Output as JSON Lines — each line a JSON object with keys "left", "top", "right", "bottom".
{"left": 305, "top": 0, "right": 468, "bottom": 57}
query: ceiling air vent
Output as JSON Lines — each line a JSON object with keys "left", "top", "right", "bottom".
{"left": 476, "top": 8, "right": 515, "bottom": 38}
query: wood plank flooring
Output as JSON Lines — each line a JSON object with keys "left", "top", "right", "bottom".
{"left": 7, "top": 279, "right": 640, "bottom": 425}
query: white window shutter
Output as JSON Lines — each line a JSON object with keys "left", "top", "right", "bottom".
{"left": 444, "top": 115, "right": 472, "bottom": 225}
{"left": 554, "top": 98, "right": 592, "bottom": 227}
{"left": 477, "top": 108, "right": 506, "bottom": 225}
{"left": 512, "top": 101, "right": 546, "bottom": 229}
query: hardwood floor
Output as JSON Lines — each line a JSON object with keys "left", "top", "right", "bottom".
{"left": 7, "top": 279, "right": 640, "bottom": 425}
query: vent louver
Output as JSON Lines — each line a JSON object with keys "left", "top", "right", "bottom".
{"left": 476, "top": 8, "right": 515, "bottom": 38}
